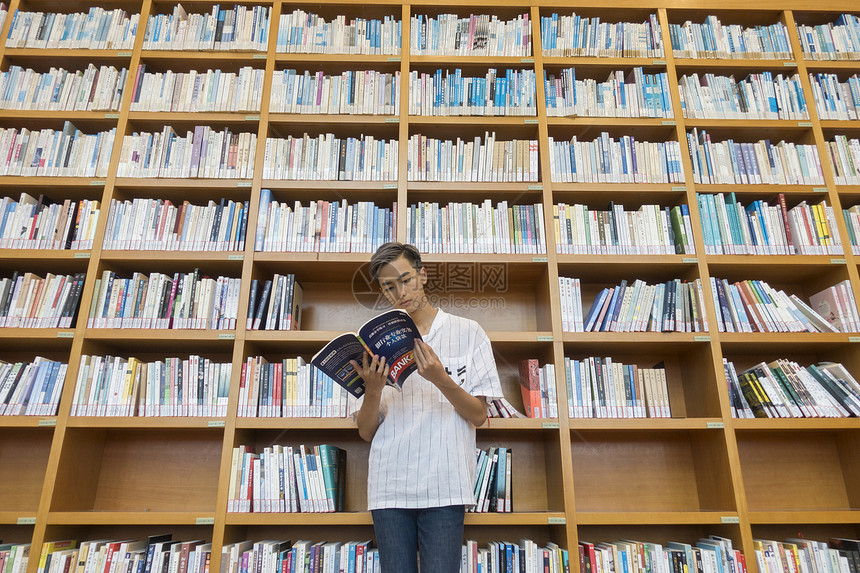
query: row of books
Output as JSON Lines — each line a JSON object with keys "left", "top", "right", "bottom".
{"left": 276, "top": 10, "right": 401, "bottom": 55}
{"left": 410, "top": 13, "right": 532, "bottom": 57}
{"left": 842, "top": 206, "right": 860, "bottom": 254}
{"left": 407, "top": 134, "right": 539, "bottom": 182}
{"left": 262, "top": 134, "right": 397, "bottom": 181}
{"left": 463, "top": 539, "right": 568, "bottom": 573}
{"left": 408, "top": 68, "right": 537, "bottom": 117}
{"left": 828, "top": 135, "right": 860, "bottom": 185}
{"left": 142, "top": 5, "right": 270, "bottom": 51}
{"left": 238, "top": 356, "right": 351, "bottom": 418}
{"left": 0, "top": 124, "right": 114, "bottom": 178}
{"left": 724, "top": 358, "right": 860, "bottom": 419}
{"left": 0, "top": 272, "right": 85, "bottom": 329}
{"left": 0, "top": 64, "right": 126, "bottom": 112}
{"left": 486, "top": 397, "right": 524, "bottom": 418}
{"left": 36, "top": 536, "right": 209, "bottom": 573}
{"left": 6, "top": 8, "right": 138, "bottom": 49}
{"left": 70, "top": 355, "right": 231, "bottom": 417}
{"left": 117, "top": 126, "right": 256, "bottom": 179}
{"left": 579, "top": 536, "right": 745, "bottom": 573}
{"left": 547, "top": 135, "right": 685, "bottom": 184}
{"left": 222, "top": 539, "right": 378, "bottom": 573}
{"left": 0, "top": 357, "right": 67, "bottom": 416}
{"left": 710, "top": 278, "right": 858, "bottom": 333}
{"left": 544, "top": 68, "right": 673, "bottom": 118}
{"left": 0, "top": 194, "right": 99, "bottom": 250}
{"left": 228, "top": 444, "right": 346, "bottom": 513}
{"left": 255, "top": 193, "right": 395, "bottom": 253}
{"left": 796, "top": 15, "right": 860, "bottom": 60}
{"left": 565, "top": 357, "right": 671, "bottom": 419}
{"left": 755, "top": 538, "right": 860, "bottom": 573}
{"left": 687, "top": 130, "right": 825, "bottom": 185}
{"left": 129, "top": 66, "right": 265, "bottom": 113}
{"left": 405, "top": 200, "right": 547, "bottom": 254}
{"left": 539, "top": 13, "right": 664, "bottom": 58}
{"left": 697, "top": 194, "right": 842, "bottom": 255}
{"left": 677, "top": 72, "right": 808, "bottom": 120}
{"left": 582, "top": 279, "right": 707, "bottom": 333}
{"left": 469, "top": 446, "right": 513, "bottom": 513}
{"left": 88, "top": 271, "right": 241, "bottom": 330}
{"left": 808, "top": 73, "right": 860, "bottom": 120}
{"left": 103, "top": 198, "right": 249, "bottom": 252}
{"left": 669, "top": 18, "right": 792, "bottom": 59}
{"left": 246, "top": 274, "right": 304, "bottom": 332}
{"left": 553, "top": 202, "right": 696, "bottom": 255}
{"left": 559, "top": 278, "right": 584, "bottom": 333}
{"left": 517, "top": 359, "right": 558, "bottom": 419}
{"left": 270, "top": 69, "right": 400, "bottom": 115}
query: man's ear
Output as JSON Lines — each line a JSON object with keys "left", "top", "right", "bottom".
{"left": 419, "top": 266, "right": 428, "bottom": 284}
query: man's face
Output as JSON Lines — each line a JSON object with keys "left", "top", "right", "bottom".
{"left": 376, "top": 255, "right": 428, "bottom": 313}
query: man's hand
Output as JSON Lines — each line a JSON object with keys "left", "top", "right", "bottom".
{"left": 412, "top": 339, "right": 449, "bottom": 388}
{"left": 350, "top": 353, "right": 389, "bottom": 395}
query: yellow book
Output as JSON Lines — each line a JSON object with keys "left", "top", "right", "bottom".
{"left": 38, "top": 541, "right": 77, "bottom": 573}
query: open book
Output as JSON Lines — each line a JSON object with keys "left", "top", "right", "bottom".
{"left": 311, "top": 309, "right": 423, "bottom": 398}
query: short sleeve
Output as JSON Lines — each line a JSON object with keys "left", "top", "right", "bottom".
{"left": 466, "top": 326, "right": 504, "bottom": 400}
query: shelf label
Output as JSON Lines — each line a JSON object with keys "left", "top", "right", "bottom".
{"left": 38, "top": 418, "right": 57, "bottom": 427}
{"left": 813, "top": 187, "right": 829, "bottom": 193}
{"left": 662, "top": 120, "right": 677, "bottom": 126}
{"left": 385, "top": 117, "right": 400, "bottom": 123}
{"left": 253, "top": 54, "right": 267, "bottom": 59}
{"left": 721, "top": 516, "right": 740, "bottom": 524}
{"left": 245, "top": 115, "right": 260, "bottom": 121}
{"left": 532, "top": 257, "right": 548, "bottom": 263}
{"left": 383, "top": 183, "right": 398, "bottom": 189}
{"left": 57, "top": 331, "right": 75, "bottom": 338}
{"left": 207, "top": 420, "right": 226, "bottom": 428}
{"left": 236, "top": 182, "right": 252, "bottom": 188}
{"left": 195, "top": 517, "right": 216, "bottom": 525}
{"left": 90, "top": 180, "right": 105, "bottom": 186}
{"left": 542, "top": 421, "right": 560, "bottom": 429}
{"left": 831, "top": 258, "right": 847, "bottom": 264}
{"left": 74, "top": 252, "right": 91, "bottom": 259}
{"left": 104, "top": 113, "right": 120, "bottom": 119}
{"left": 117, "top": 51, "right": 133, "bottom": 57}
{"left": 706, "top": 422, "right": 725, "bottom": 429}
{"left": 783, "top": 62, "right": 798, "bottom": 67}
{"left": 694, "top": 335, "right": 711, "bottom": 342}
{"left": 797, "top": 121, "right": 813, "bottom": 127}
{"left": 653, "top": 60, "right": 667, "bottom": 65}
{"left": 218, "top": 333, "right": 236, "bottom": 340}
{"left": 849, "top": 336, "right": 860, "bottom": 343}
{"left": 524, "top": 119, "right": 539, "bottom": 125}
{"left": 227, "top": 254, "right": 244, "bottom": 261}
{"left": 521, "top": 58, "right": 535, "bottom": 64}
{"left": 682, "top": 258, "right": 698, "bottom": 264}
{"left": 387, "top": 57, "right": 401, "bottom": 63}
{"left": 547, "top": 517, "right": 566, "bottom": 525}
{"left": 672, "top": 186, "right": 687, "bottom": 191}
{"left": 536, "top": 335, "right": 554, "bottom": 342}
{"left": 16, "top": 517, "right": 37, "bottom": 525}
{"left": 527, "top": 184, "right": 543, "bottom": 191}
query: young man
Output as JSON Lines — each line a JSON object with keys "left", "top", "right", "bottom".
{"left": 350, "top": 242, "right": 503, "bottom": 573}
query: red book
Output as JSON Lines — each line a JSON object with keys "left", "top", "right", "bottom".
{"left": 518, "top": 359, "right": 542, "bottom": 418}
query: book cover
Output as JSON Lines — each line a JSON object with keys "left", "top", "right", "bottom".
{"left": 310, "top": 309, "right": 423, "bottom": 398}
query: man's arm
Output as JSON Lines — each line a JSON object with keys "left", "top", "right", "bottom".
{"left": 413, "top": 339, "right": 488, "bottom": 427}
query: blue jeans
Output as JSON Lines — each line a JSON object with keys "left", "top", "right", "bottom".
{"left": 371, "top": 505, "right": 465, "bottom": 573}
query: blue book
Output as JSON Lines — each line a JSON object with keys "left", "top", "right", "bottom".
{"left": 583, "top": 288, "right": 610, "bottom": 331}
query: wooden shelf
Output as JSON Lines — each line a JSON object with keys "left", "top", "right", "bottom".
{"left": 575, "top": 511, "right": 738, "bottom": 525}
{"left": 45, "top": 512, "right": 217, "bottom": 525}
{"left": 1, "top": 2, "right": 859, "bottom": 569}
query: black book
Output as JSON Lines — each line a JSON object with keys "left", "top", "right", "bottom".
{"left": 252, "top": 279, "right": 273, "bottom": 330}
{"left": 246, "top": 279, "right": 259, "bottom": 327}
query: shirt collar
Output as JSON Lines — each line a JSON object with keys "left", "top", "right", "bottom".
{"left": 426, "top": 307, "right": 446, "bottom": 338}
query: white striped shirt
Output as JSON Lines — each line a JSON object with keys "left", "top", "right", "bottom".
{"left": 352, "top": 309, "right": 503, "bottom": 510}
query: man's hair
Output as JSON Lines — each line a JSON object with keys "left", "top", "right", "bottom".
{"left": 369, "top": 242, "right": 423, "bottom": 281}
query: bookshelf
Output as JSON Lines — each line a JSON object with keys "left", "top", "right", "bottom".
{"left": 1, "top": 0, "right": 859, "bottom": 571}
